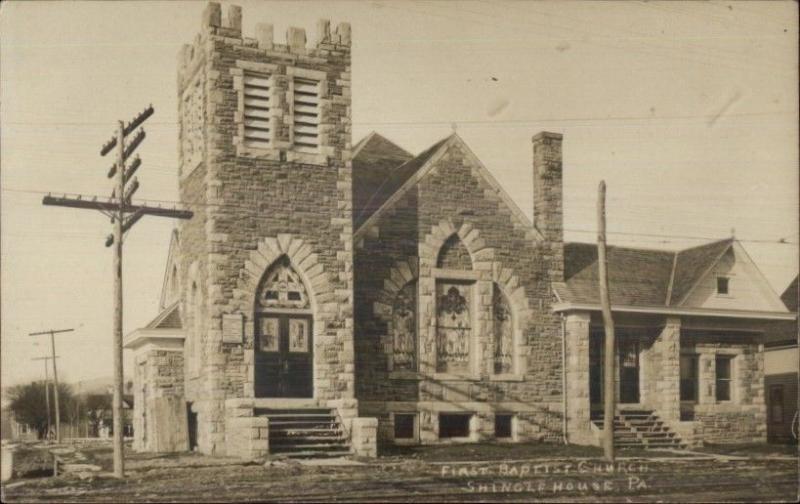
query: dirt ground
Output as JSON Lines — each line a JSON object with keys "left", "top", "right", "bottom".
{"left": 2, "top": 442, "right": 798, "bottom": 502}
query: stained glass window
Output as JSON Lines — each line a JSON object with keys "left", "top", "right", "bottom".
{"left": 392, "top": 282, "right": 417, "bottom": 370}
{"left": 257, "top": 256, "right": 309, "bottom": 310}
{"left": 436, "top": 281, "right": 472, "bottom": 374}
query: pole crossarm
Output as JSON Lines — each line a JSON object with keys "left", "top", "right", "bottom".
{"left": 99, "top": 105, "right": 154, "bottom": 156}
{"left": 29, "top": 328, "right": 74, "bottom": 337}
{"left": 42, "top": 195, "right": 193, "bottom": 219}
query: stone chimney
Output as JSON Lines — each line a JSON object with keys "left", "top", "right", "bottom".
{"left": 532, "top": 132, "right": 563, "bottom": 244}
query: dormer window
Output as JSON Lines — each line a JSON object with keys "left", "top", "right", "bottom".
{"left": 716, "top": 276, "right": 729, "bottom": 295}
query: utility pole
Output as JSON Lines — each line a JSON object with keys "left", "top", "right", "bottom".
{"left": 30, "top": 329, "right": 72, "bottom": 443}
{"left": 31, "top": 356, "right": 58, "bottom": 441}
{"left": 597, "top": 180, "right": 616, "bottom": 462}
{"left": 41, "top": 105, "right": 193, "bottom": 478}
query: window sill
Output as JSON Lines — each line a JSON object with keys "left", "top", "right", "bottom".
{"left": 433, "top": 373, "right": 480, "bottom": 381}
{"left": 389, "top": 371, "right": 420, "bottom": 380}
{"left": 490, "top": 374, "right": 524, "bottom": 382}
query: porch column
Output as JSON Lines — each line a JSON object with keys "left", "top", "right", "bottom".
{"left": 654, "top": 317, "right": 681, "bottom": 423}
{"left": 564, "top": 312, "right": 593, "bottom": 444}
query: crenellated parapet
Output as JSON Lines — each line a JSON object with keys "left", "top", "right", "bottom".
{"left": 179, "top": 3, "right": 351, "bottom": 88}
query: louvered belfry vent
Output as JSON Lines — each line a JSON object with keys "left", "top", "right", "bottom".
{"left": 243, "top": 72, "right": 272, "bottom": 148}
{"left": 293, "top": 78, "right": 320, "bottom": 152}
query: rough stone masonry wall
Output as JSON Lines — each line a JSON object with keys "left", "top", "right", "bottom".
{"left": 176, "top": 3, "right": 354, "bottom": 455}
{"left": 133, "top": 349, "right": 186, "bottom": 452}
{"left": 682, "top": 331, "right": 766, "bottom": 444}
{"left": 355, "top": 138, "right": 564, "bottom": 443}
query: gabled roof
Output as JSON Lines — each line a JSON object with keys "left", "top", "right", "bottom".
{"left": 669, "top": 238, "right": 733, "bottom": 305}
{"left": 145, "top": 301, "right": 181, "bottom": 330}
{"left": 555, "top": 238, "right": 790, "bottom": 318}
{"left": 557, "top": 243, "right": 676, "bottom": 306}
{"left": 352, "top": 132, "right": 414, "bottom": 228}
{"left": 353, "top": 133, "right": 542, "bottom": 240}
{"left": 781, "top": 276, "right": 798, "bottom": 312}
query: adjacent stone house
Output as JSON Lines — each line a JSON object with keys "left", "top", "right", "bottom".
{"left": 124, "top": 3, "right": 796, "bottom": 458}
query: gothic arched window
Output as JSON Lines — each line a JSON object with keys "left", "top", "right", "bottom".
{"left": 392, "top": 281, "right": 417, "bottom": 371}
{"left": 493, "top": 284, "right": 514, "bottom": 375}
{"left": 256, "top": 256, "right": 310, "bottom": 310}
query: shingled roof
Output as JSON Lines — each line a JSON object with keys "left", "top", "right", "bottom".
{"left": 557, "top": 243, "right": 676, "bottom": 306}
{"left": 556, "top": 238, "right": 735, "bottom": 308}
{"left": 669, "top": 238, "right": 733, "bottom": 304}
{"left": 351, "top": 132, "right": 415, "bottom": 228}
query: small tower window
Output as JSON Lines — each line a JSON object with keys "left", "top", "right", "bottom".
{"left": 242, "top": 72, "right": 273, "bottom": 148}
{"left": 716, "top": 277, "right": 729, "bottom": 295}
{"left": 292, "top": 78, "right": 320, "bottom": 152}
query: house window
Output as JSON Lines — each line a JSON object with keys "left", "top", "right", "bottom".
{"left": 242, "top": 72, "right": 273, "bottom": 149}
{"left": 715, "top": 355, "right": 733, "bottom": 402}
{"left": 716, "top": 276, "right": 729, "bottom": 295}
{"left": 393, "top": 413, "right": 417, "bottom": 440}
{"left": 495, "top": 414, "right": 513, "bottom": 439}
{"left": 292, "top": 78, "right": 320, "bottom": 152}
{"left": 680, "top": 354, "right": 699, "bottom": 402}
{"left": 439, "top": 413, "right": 472, "bottom": 439}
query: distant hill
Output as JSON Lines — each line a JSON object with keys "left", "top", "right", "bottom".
{"left": 72, "top": 376, "right": 133, "bottom": 395}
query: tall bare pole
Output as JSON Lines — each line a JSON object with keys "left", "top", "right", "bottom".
{"left": 30, "top": 328, "right": 72, "bottom": 443}
{"left": 597, "top": 180, "right": 616, "bottom": 462}
{"left": 112, "top": 120, "right": 126, "bottom": 478}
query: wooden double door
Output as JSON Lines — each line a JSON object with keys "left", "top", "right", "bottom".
{"left": 254, "top": 313, "right": 313, "bottom": 398}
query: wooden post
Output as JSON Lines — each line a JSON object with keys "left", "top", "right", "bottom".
{"left": 49, "top": 331, "right": 61, "bottom": 443}
{"left": 112, "top": 120, "right": 126, "bottom": 478}
{"left": 44, "top": 361, "right": 51, "bottom": 440}
{"left": 597, "top": 180, "right": 616, "bottom": 462}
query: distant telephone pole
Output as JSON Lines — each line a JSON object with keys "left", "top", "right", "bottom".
{"left": 41, "top": 105, "right": 193, "bottom": 478}
{"left": 30, "top": 329, "right": 72, "bottom": 443}
{"left": 597, "top": 180, "right": 616, "bottom": 462}
{"left": 31, "top": 355, "right": 58, "bottom": 440}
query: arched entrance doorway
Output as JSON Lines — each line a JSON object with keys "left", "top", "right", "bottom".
{"left": 254, "top": 256, "right": 313, "bottom": 398}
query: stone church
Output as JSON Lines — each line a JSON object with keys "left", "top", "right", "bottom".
{"left": 124, "top": 3, "right": 796, "bottom": 459}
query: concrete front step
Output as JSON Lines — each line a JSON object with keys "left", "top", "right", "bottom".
{"left": 260, "top": 407, "right": 352, "bottom": 459}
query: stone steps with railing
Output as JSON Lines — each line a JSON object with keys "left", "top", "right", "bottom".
{"left": 592, "top": 409, "right": 686, "bottom": 450}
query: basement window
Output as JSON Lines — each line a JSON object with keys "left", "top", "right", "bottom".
{"left": 439, "top": 413, "right": 472, "bottom": 439}
{"left": 495, "top": 414, "right": 514, "bottom": 439}
{"left": 393, "top": 413, "right": 416, "bottom": 440}
{"left": 716, "top": 277, "right": 729, "bottom": 295}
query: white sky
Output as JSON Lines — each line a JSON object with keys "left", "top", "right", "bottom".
{"left": 1, "top": 0, "right": 797, "bottom": 388}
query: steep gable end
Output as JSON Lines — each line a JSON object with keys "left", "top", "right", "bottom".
{"left": 669, "top": 238, "right": 732, "bottom": 305}
{"left": 354, "top": 133, "right": 542, "bottom": 241}
{"left": 678, "top": 241, "right": 789, "bottom": 312}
